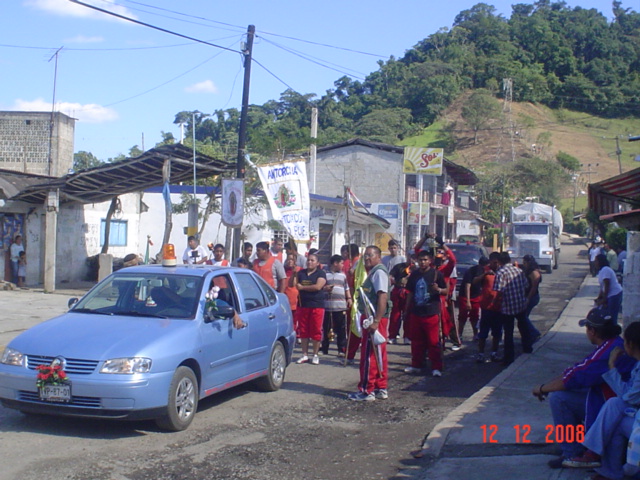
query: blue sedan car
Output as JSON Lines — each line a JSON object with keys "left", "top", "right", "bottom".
{"left": 0, "top": 264, "right": 296, "bottom": 430}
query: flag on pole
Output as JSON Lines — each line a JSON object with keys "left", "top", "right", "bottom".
{"left": 349, "top": 254, "right": 367, "bottom": 337}
{"left": 251, "top": 158, "right": 311, "bottom": 241}
{"left": 144, "top": 235, "right": 153, "bottom": 264}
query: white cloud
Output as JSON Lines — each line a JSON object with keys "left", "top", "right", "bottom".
{"left": 24, "top": 0, "right": 136, "bottom": 20}
{"left": 11, "top": 98, "right": 118, "bottom": 123}
{"left": 185, "top": 80, "right": 218, "bottom": 94}
{"left": 63, "top": 34, "right": 104, "bottom": 44}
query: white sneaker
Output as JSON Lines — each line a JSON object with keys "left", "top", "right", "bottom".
{"left": 374, "top": 389, "right": 388, "bottom": 400}
{"left": 432, "top": 369, "right": 442, "bottom": 377}
{"left": 296, "top": 355, "right": 309, "bottom": 364}
{"left": 404, "top": 366, "right": 422, "bottom": 374}
{"left": 451, "top": 344, "right": 461, "bottom": 351}
{"left": 311, "top": 355, "right": 319, "bottom": 365}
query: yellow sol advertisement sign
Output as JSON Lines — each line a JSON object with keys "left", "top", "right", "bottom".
{"left": 403, "top": 147, "right": 444, "bottom": 175}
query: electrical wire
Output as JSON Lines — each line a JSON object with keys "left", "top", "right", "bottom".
{"left": 69, "top": 0, "right": 241, "bottom": 54}
{"left": 115, "top": 0, "right": 386, "bottom": 58}
{"left": 0, "top": 36, "right": 241, "bottom": 52}
{"left": 259, "top": 36, "right": 366, "bottom": 79}
{"left": 102, "top": 0, "right": 246, "bottom": 34}
{"left": 251, "top": 57, "right": 295, "bottom": 91}
{"left": 104, "top": 40, "right": 238, "bottom": 107}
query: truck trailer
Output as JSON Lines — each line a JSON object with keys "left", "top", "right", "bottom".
{"left": 507, "top": 202, "right": 563, "bottom": 273}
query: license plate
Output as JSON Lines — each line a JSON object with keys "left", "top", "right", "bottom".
{"left": 38, "top": 384, "right": 71, "bottom": 403}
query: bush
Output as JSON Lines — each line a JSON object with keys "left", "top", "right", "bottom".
{"left": 565, "top": 219, "right": 588, "bottom": 236}
{"left": 483, "top": 227, "right": 501, "bottom": 247}
{"left": 606, "top": 227, "right": 627, "bottom": 251}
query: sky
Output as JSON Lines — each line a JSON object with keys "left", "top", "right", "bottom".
{"left": 1, "top": 0, "right": 624, "bottom": 161}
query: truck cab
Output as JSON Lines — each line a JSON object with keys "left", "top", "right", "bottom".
{"left": 507, "top": 222, "right": 557, "bottom": 273}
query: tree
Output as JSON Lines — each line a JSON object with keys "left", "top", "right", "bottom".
{"left": 461, "top": 89, "right": 502, "bottom": 144}
{"left": 73, "top": 151, "right": 104, "bottom": 171}
{"left": 556, "top": 151, "right": 581, "bottom": 171}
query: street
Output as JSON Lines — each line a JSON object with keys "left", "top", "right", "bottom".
{"left": 0, "top": 237, "right": 589, "bottom": 480}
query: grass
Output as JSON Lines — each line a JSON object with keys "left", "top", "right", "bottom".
{"left": 553, "top": 109, "right": 640, "bottom": 171}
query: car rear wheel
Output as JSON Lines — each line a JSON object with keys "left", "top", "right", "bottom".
{"left": 155, "top": 366, "right": 198, "bottom": 431}
{"left": 255, "top": 341, "right": 286, "bottom": 392}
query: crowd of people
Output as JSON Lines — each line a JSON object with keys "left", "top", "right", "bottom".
{"left": 185, "top": 232, "right": 555, "bottom": 402}
{"left": 182, "top": 232, "right": 640, "bottom": 478}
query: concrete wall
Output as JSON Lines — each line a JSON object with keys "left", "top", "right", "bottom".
{"left": 622, "top": 230, "right": 640, "bottom": 327}
{"left": 0, "top": 111, "right": 75, "bottom": 177}
{"left": 314, "top": 145, "right": 405, "bottom": 204}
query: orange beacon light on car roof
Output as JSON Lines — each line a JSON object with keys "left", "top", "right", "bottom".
{"left": 162, "top": 244, "right": 177, "bottom": 266}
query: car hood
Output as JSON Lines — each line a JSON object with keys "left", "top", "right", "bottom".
{"left": 8, "top": 312, "right": 195, "bottom": 360}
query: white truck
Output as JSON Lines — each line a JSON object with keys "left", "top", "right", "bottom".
{"left": 507, "top": 202, "right": 563, "bottom": 273}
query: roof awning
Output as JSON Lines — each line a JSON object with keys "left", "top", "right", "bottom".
{"left": 10, "top": 144, "right": 234, "bottom": 205}
{"left": 599, "top": 208, "right": 640, "bottom": 230}
{"left": 589, "top": 166, "right": 640, "bottom": 217}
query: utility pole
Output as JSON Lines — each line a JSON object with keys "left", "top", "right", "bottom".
{"left": 47, "top": 47, "right": 63, "bottom": 177}
{"left": 615, "top": 136, "right": 623, "bottom": 174}
{"left": 232, "top": 25, "right": 255, "bottom": 260}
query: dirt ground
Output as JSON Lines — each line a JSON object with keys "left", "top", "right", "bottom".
{"left": 0, "top": 239, "right": 588, "bottom": 480}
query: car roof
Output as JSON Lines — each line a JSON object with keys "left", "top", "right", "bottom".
{"left": 447, "top": 243, "right": 486, "bottom": 249}
{"left": 114, "top": 264, "right": 238, "bottom": 278}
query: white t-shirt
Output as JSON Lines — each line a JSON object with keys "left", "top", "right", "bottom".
{"left": 10, "top": 243, "right": 24, "bottom": 262}
{"left": 598, "top": 266, "right": 623, "bottom": 297}
{"left": 382, "top": 254, "right": 406, "bottom": 272}
{"left": 183, "top": 245, "right": 209, "bottom": 264}
{"left": 589, "top": 247, "right": 602, "bottom": 262}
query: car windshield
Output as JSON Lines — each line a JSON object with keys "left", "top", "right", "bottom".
{"left": 514, "top": 224, "right": 549, "bottom": 235}
{"left": 72, "top": 272, "right": 204, "bottom": 319}
{"left": 449, "top": 246, "right": 484, "bottom": 265}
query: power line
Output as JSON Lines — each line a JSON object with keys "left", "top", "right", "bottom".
{"left": 118, "top": 0, "right": 246, "bottom": 30}
{"left": 104, "top": 0, "right": 246, "bottom": 34}
{"left": 105, "top": 42, "right": 236, "bottom": 107}
{"left": 0, "top": 36, "right": 241, "bottom": 52}
{"left": 69, "top": 0, "right": 241, "bottom": 54}
{"left": 116, "top": 0, "right": 386, "bottom": 58}
{"left": 251, "top": 57, "right": 295, "bottom": 91}
{"left": 259, "top": 36, "right": 366, "bottom": 79}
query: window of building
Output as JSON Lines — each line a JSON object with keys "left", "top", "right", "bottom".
{"left": 271, "top": 229, "right": 289, "bottom": 243}
{"left": 351, "top": 230, "right": 362, "bottom": 247}
{"left": 100, "top": 219, "right": 128, "bottom": 246}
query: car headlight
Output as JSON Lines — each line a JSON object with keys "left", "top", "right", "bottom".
{"left": 0, "top": 347, "right": 25, "bottom": 367}
{"left": 100, "top": 357, "right": 152, "bottom": 374}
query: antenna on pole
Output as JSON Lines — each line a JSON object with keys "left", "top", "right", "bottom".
{"left": 232, "top": 25, "right": 255, "bottom": 260}
{"left": 310, "top": 108, "right": 318, "bottom": 194}
{"left": 48, "top": 46, "right": 63, "bottom": 176}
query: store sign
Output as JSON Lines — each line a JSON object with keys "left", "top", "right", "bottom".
{"left": 403, "top": 147, "right": 444, "bottom": 175}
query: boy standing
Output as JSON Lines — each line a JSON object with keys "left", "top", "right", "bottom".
{"left": 322, "top": 255, "right": 352, "bottom": 356}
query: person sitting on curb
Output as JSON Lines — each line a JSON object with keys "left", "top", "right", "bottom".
{"left": 562, "top": 321, "right": 640, "bottom": 479}
{"left": 532, "top": 308, "right": 635, "bottom": 469}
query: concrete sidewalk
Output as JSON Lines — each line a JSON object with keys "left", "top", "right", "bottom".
{"left": 411, "top": 275, "right": 604, "bottom": 480}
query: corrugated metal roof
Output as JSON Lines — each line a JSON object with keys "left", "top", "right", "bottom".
{"left": 588, "top": 166, "right": 640, "bottom": 216}
{"left": 316, "top": 138, "right": 478, "bottom": 186}
{"left": 9, "top": 144, "right": 234, "bottom": 205}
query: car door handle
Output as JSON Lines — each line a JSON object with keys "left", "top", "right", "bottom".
{"left": 268, "top": 313, "right": 275, "bottom": 320}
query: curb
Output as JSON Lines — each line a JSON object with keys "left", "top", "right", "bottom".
{"left": 415, "top": 273, "right": 592, "bottom": 458}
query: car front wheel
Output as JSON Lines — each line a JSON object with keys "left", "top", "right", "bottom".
{"left": 156, "top": 366, "right": 198, "bottom": 431}
{"left": 255, "top": 341, "right": 286, "bottom": 392}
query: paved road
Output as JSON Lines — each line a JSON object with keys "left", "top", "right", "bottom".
{"left": 0, "top": 237, "right": 589, "bottom": 480}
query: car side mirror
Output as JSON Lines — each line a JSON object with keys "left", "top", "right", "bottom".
{"left": 204, "top": 304, "right": 235, "bottom": 323}
{"left": 68, "top": 298, "right": 79, "bottom": 309}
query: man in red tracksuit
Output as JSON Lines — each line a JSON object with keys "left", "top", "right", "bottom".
{"left": 414, "top": 234, "right": 458, "bottom": 349}
{"left": 403, "top": 249, "right": 448, "bottom": 377}
{"left": 347, "top": 246, "right": 391, "bottom": 401}
{"left": 388, "top": 255, "right": 417, "bottom": 344}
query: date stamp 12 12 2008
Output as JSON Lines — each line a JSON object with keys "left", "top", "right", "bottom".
{"left": 481, "top": 424, "right": 585, "bottom": 444}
